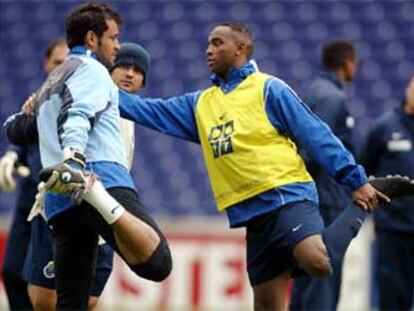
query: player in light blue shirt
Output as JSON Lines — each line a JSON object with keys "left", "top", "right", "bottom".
{"left": 31, "top": 3, "right": 172, "bottom": 309}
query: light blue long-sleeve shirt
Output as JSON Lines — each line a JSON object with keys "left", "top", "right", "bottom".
{"left": 35, "top": 46, "right": 134, "bottom": 220}
{"left": 119, "top": 62, "right": 366, "bottom": 227}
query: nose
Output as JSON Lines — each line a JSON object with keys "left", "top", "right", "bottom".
{"left": 206, "top": 44, "right": 213, "bottom": 56}
{"left": 114, "top": 41, "right": 120, "bottom": 52}
{"left": 125, "top": 68, "right": 135, "bottom": 77}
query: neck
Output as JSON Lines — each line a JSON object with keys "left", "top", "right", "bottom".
{"left": 221, "top": 59, "right": 248, "bottom": 81}
{"left": 329, "top": 69, "right": 345, "bottom": 83}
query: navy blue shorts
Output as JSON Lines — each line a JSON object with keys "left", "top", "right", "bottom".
{"left": 23, "top": 217, "right": 113, "bottom": 296}
{"left": 246, "top": 200, "right": 324, "bottom": 286}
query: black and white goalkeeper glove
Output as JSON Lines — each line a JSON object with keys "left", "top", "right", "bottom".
{"left": 39, "top": 148, "right": 86, "bottom": 196}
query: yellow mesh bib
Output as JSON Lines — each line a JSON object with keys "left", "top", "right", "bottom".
{"left": 195, "top": 72, "right": 313, "bottom": 211}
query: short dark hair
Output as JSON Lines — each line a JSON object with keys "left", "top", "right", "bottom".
{"left": 217, "top": 22, "right": 255, "bottom": 58}
{"left": 44, "top": 38, "right": 67, "bottom": 59}
{"left": 322, "top": 40, "right": 355, "bottom": 71}
{"left": 66, "top": 2, "right": 122, "bottom": 48}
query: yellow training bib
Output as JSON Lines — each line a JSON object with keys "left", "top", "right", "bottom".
{"left": 195, "top": 72, "right": 312, "bottom": 211}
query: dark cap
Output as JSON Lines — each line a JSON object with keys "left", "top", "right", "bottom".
{"left": 113, "top": 43, "right": 151, "bottom": 85}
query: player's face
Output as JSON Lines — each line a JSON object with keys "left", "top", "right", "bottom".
{"left": 44, "top": 44, "right": 69, "bottom": 74}
{"left": 111, "top": 64, "right": 144, "bottom": 93}
{"left": 344, "top": 57, "right": 357, "bottom": 82}
{"left": 96, "top": 19, "right": 121, "bottom": 67}
{"left": 206, "top": 26, "right": 239, "bottom": 77}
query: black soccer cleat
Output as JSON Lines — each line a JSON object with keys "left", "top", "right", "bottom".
{"left": 369, "top": 176, "right": 414, "bottom": 200}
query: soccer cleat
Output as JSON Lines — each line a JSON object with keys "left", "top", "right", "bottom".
{"left": 369, "top": 175, "right": 414, "bottom": 200}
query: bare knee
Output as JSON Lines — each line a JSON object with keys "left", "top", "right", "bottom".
{"left": 304, "top": 253, "right": 332, "bottom": 277}
{"left": 293, "top": 234, "right": 332, "bottom": 277}
{"left": 28, "top": 285, "right": 57, "bottom": 311}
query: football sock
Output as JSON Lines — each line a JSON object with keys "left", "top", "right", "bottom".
{"left": 82, "top": 178, "right": 125, "bottom": 225}
{"left": 322, "top": 203, "right": 366, "bottom": 268}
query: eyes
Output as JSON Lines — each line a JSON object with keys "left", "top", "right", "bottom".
{"left": 208, "top": 38, "right": 224, "bottom": 49}
{"left": 109, "top": 34, "right": 119, "bottom": 43}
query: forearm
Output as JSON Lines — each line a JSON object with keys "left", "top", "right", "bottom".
{"left": 4, "top": 112, "right": 38, "bottom": 145}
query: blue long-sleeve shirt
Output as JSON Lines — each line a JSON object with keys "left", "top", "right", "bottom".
{"left": 361, "top": 106, "right": 414, "bottom": 233}
{"left": 119, "top": 62, "right": 367, "bottom": 227}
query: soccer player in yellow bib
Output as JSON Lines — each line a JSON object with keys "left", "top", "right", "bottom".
{"left": 118, "top": 22, "right": 410, "bottom": 310}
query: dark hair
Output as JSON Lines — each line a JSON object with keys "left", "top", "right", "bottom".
{"left": 322, "top": 40, "right": 355, "bottom": 71}
{"left": 217, "top": 22, "right": 255, "bottom": 58}
{"left": 44, "top": 38, "right": 67, "bottom": 59}
{"left": 66, "top": 2, "right": 122, "bottom": 48}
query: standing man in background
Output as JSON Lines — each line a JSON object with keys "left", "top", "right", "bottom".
{"left": 290, "top": 40, "right": 358, "bottom": 310}
{"left": 360, "top": 78, "right": 414, "bottom": 311}
{"left": 0, "top": 38, "right": 67, "bottom": 310}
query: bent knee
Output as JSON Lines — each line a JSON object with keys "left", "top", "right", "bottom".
{"left": 305, "top": 255, "right": 332, "bottom": 277}
{"left": 131, "top": 240, "right": 172, "bottom": 282}
{"left": 294, "top": 235, "right": 332, "bottom": 277}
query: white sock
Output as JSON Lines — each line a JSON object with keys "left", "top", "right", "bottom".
{"left": 82, "top": 178, "right": 125, "bottom": 225}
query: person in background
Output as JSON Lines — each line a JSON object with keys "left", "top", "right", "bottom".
{"left": 0, "top": 38, "right": 67, "bottom": 310}
{"left": 290, "top": 40, "right": 358, "bottom": 311}
{"left": 361, "top": 77, "right": 414, "bottom": 311}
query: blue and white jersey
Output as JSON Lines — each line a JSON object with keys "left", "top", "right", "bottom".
{"left": 36, "top": 46, "right": 128, "bottom": 169}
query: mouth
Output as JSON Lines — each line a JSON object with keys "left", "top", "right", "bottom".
{"left": 207, "top": 59, "right": 215, "bottom": 67}
{"left": 120, "top": 80, "right": 133, "bottom": 88}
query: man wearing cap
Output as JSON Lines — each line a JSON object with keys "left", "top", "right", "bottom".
{"left": 111, "top": 42, "right": 151, "bottom": 169}
{"left": 6, "top": 42, "right": 152, "bottom": 311}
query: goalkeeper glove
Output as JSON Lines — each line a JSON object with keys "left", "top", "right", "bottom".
{"left": 39, "top": 148, "right": 86, "bottom": 196}
{"left": 0, "top": 150, "right": 30, "bottom": 192}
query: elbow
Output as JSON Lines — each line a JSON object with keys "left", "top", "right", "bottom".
{"left": 4, "top": 126, "right": 21, "bottom": 145}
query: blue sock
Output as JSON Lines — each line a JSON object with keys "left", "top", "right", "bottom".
{"left": 322, "top": 203, "right": 366, "bottom": 269}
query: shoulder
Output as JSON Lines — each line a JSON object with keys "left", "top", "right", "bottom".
{"left": 263, "top": 74, "right": 290, "bottom": 93}
{"left": 78, "top": 56, "right": 110, "bottom": 76}
{"left": 308, "top": 77, "right": 345, "bottom": 97}
{"left": 305, "top": 77, "right": 345, "bottom": 105}
{"left": 67, "top": 56, "right": 111, "bottom": 86}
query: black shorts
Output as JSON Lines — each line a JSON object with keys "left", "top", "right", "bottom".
{"left": 48, "top": 187, "right": 170, "bottom": 309}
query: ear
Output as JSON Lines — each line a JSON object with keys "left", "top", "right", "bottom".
{"left": 236, "top": 41, "right": 247, "bottom": 57}
{"left": 85, "top": 30, "right": 98, "bottom": 50}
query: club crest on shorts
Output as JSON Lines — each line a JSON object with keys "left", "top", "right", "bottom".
{"left": 43, "top": 261, "right": 55, "bottom": 279}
